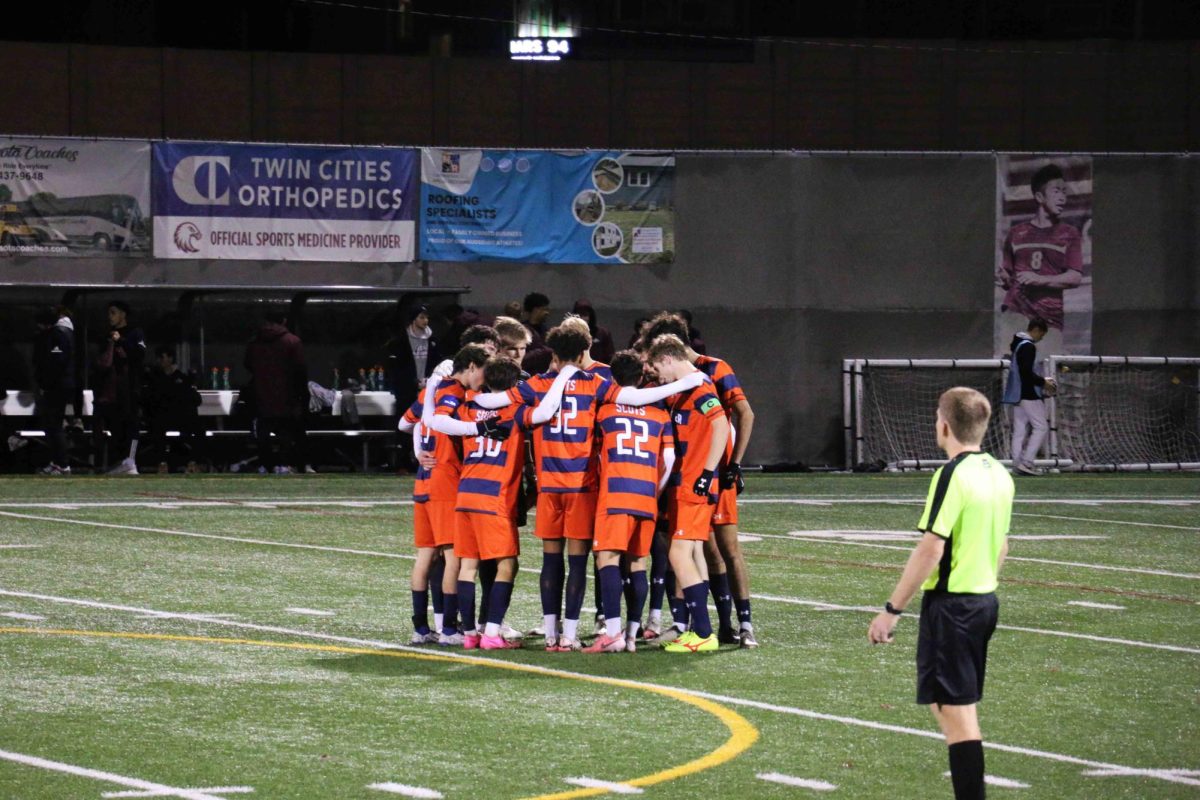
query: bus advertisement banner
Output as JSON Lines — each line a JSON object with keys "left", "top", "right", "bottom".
{"left": 419, "top": 149, "right": 675, "bottom": 263}
{"left": 152, "top": 142, "right": 419, "bottom": 262}
{"left": 0, "top": 138, "right": 151, "bottom": 256}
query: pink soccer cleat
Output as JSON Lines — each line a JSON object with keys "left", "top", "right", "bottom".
{"left": 462, "top": 632, "right": 481, "bottom": 650}
{"left": 582, "top": 633, "right": 627, "bottom": 654}
{"left": 480, "top": 634, "right": 522, "bottom": 650}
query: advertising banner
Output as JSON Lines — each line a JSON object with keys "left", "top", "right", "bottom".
{"left": 153, "top": 142, "right": 418, "bottom": 261}
{"left": 420, "top": 149, "right": 674, "bottom": 263}
{"left": 995, "top": 155, "right": 1094, "bottom": 356}
{"left": 0, "top": 138, "right": 150, "bottom": 256}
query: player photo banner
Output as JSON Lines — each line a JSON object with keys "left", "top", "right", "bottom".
{"left": 420, "top": 149, "right": 675, "bottom": 263}
{"left": 152, "top": 142, "right": 418, "bottom": 261}
{"left": 0, "top": 137, "right": 151, "bottom": 257}
{"left": 994, "top": 155, "right": 1093, "bottom": 356}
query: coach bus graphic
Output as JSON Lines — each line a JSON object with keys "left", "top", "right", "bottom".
{"left": 19, "top": 194, "right": 149, "bottom": 251}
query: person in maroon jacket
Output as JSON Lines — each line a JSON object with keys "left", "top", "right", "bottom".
{"left": 243, "top": 309, "right": 308, "bottom": 474}
{"left": 571, "top": 299, "right": 615, "bottom": 365}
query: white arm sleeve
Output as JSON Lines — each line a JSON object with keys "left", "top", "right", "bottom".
{"left": 425, "top": 412, "right": 482, "bottom": 437}
{"left": 529, "top": 365, "right": 578, "bottom": 425}
{"left": 471, "top": 390, "right": 512, "bottom": 410}
{"left": 657, "top": 447, "right": 676, "bottom": 495}
{"left": 397, "top": 417, "right": 416, "bottom": 433}
{"left": 615, "top": 372, "right": 705, "bottom": 406}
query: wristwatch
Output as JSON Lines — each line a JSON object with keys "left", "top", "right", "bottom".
{"left": 884, "top": 601, "right": 904, "bottom": 616}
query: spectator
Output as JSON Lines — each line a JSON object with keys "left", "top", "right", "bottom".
{"left": 521, "top": 292, "right": 552, "bottom": 374}
{"left": 386, "top": 304, "right": 442, "bottom": 414}
{"left": 244, "top": 309, "right": 307, "bottom": 474}
{"left": 94, "top": 300, "right": 145, "bottom": 475}
{"left": 440, "top": 303, "right": 481, "bottom": 355}
{"left": 502, "top": 300, "right": 523, "bottom": 319}
{"left": 144, "top": 345, "right": 203, "bottom": 474}
{"left": 678, "top": 309, "right": 707, "bottom": 355}
{"left": 571, "top": 299, "right": 615, "bottom": 364}
{"left": 32, "top": 306, "right": 75, "bottom": 475}
{"left": 628, "top": 316, "right": 650, "bottom": 350}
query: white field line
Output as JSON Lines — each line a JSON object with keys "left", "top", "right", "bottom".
{"left": 1, "top": 589, "right": 1197, "bottom": 789}
{"left": 756, "top": 772, "right": 836, "bottom": 790}
{"left": 942, "top": 771, "right": 1029, "bottom": 789}
{"left": 753, "top": 593, "right": 1200, "bottom": 655}
{"left": 103, "top": 788, "right": 253, "bottom": 798}
{"left": 0, "top": 544, "right": 42, "bottom": 549}
{"left": 0, "top": 748, "right": 229, "bottom": 800}
{"left": 774, "top": 530, "right": 1105, "bottom": 542}
{"left": 776, "top": 533, "right": 1200, "bottom": 580}
{"left": 563, "top": 777, "right": 643, "bottom": 793}
{"left": 1, "top": 612, "right": 46, "bottom": 620}
{"left": 366, "top": 782, "right": 444, "bottom": 798}
{"left": 0, "top": 500, "right": 413, "bottom": 509}
{"left": 3, "top": 512, "right": 1192, "bottom": 653}
{"left": 284, "top": 608, "right": 335, "bottom": 617}
{"left": 1069, "top": 601, "right": 1125, "bottom": 611}
{"left": 1083, "top": 768, "right": 1200, "bottom": 778}
{"left": 1011, "top": 511, "right": 1199, "bottom": 532}
{"left": 741, "top": 497, "right": 1200, "bottom": 506}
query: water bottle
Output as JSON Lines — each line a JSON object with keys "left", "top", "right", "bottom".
{"left": 222, "top": 367, "right": 231, "bottom": 390}
{"left": 210, "top": 367, "right": 219, "bottom": 390}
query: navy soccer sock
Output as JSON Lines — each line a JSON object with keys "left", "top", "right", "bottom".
{"left": 478, "top": 559, "right": 497, "bottom": 623}
{"left": 683, "top": 582, "right": 713, "bottom": 638}
{"left": 411, "top": 589, "right": 429, "bottom": 633}
{"left": 429, "top": 557, "right": 445, "bottom": 615}
{"left": 440, "top": 589, "right": 459, "bottom": 636}
{"left": 710, "top": 572, "right": 734, "bottom": 632}
{"left": 648, "top": 535, "right": 669, "bottom": 612}
{"left": 565, "top": 553, "right": 590, "bottom": 621}
{"left": 540, "top": 551, "right": 565, "bottom": 616}
{"left": 734, "top": 597, "right": 753, "bottom": 628}
{"left": 486, "top": 580, "right": 515, "bottom": 627}
{"left": 598, "top": 564, "right": 624, "bottom": 631}
{"left": 627, "top": 571, "right": 649, "bottom": 632}
{"left": 456, "top": 580, "right": 476, "bottom": 633}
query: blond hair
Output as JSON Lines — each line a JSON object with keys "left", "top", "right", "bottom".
{"left": 558, "top": 313, "right": 592, "bottom": 344}
{"left": 645, "top": 333, "right": 690, "bottom": 364}
{"left": 938, "top": 387, "right": 992, "bottom": 445}
{"left": 493, "top": 315, "right": 531, "bottom": 346}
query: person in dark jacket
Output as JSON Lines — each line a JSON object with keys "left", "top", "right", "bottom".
{"left": 144, "top": 345, "right": 203, "bottom": 473}
{"left": 244, "top": 310, "right": 307, "bottom": 474}
{"left": 520, "top": 292, "right": 553, "bottom": 374}
{"left": 571, "top": 299, "right": 615, "bottom": 365}
{"left": 1002, "top": 318, "right": 1056, "bottom": 476}
{"left": 94, "top": 300, "right": 146, "bottom": 475}
{"left": 386, "top": 304, "right": 442, "bottom": 415}
{"left": 33, "top": 306, "right": 75, "bottom": 474}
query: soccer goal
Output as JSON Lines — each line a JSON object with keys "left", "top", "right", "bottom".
{"left": 842, "top": 358, "right": 1072, "bottom": 471}
{"left": 1046, "top": 356, "right": 1200, "bottom": 471}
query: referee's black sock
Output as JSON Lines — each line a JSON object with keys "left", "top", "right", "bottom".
{"left": 947, "top": 740, "right": 985, "bottom": 800}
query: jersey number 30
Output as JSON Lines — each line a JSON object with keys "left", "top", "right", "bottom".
{"left": 470, "top": 436, "right": 504, "bottom": 460}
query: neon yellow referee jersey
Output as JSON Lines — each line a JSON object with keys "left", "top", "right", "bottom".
{"left": 917, "top": 451, "right": 1014, "bottom": 594}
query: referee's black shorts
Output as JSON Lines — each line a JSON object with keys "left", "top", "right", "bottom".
{"left": 916, "top": 591, "right": 999, "bottom": 706}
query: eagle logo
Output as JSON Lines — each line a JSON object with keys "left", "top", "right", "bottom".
{"left": 173, "top": 222, "right": 202, "bottom": 253}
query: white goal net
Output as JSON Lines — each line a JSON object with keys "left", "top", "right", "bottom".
{"left": 1048, "top": 357, "right": 1200, "bottom": 470}
{"left": 844, "top": 359, "right": 1015, "bottom": 469}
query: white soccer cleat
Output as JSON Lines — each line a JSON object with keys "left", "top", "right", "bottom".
{"left": 593, "top": 615, "right": 607, "bottom": 638}
{"left": 499, "top": 623, "right": 525, "bottom": 641}
{"left": 653, "top": 625, "right": 685, "bottom": 646}
{"left": 107, "top": 459, "right": 138, "bottom": 476}
{"left": 642, "top": 619, "right": 663, "bottom": 640}
{"left": 409, "top": 630, "right": 437, "bottom": 645}
{"left": 437, "top": 632, "right": 464, "bottom": 647}
{"left": 625, "top": 636, "right": 638, "bottom": 653}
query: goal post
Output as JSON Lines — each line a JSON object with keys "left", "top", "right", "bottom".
{"left": 843, "top": 358, "right": 1072, "bottom": 471}
{"left": 1047, "top": 356, "right": 1200, "bottom": 471}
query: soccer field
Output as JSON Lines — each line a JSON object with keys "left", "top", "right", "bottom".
{"left": 0, "top": 473, "right": 1196, "bottom": 799}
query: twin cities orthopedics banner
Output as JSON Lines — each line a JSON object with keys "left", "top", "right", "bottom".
{"left": 0, "top": 138, "right": 151, "bottom": 256}
{"left": 152, "top": 142, "right": 419, "bottom": 261}
{"left": 994, "top": 155, "right": 1094, "bottom": 356}
{"left": 420, "top": 149, "right": 675, "bottom": 263}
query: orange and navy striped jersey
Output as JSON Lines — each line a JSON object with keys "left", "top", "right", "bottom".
{"left": 667, "top": 374, "right": 725, "bottom": 505}
{"left": 596, "top": 402, "right": 673, "bottom": 519}
{"left": 505, "top": 369, "right": 621, "bottom": 494}
{"left": 402, "top": 381, "right": 466, "bottom": 503}
{"left": 452, "top": 399, "right": 535, "bottom": 518}
{"left": 694, "top": 354, "right": 746, "bottom": 462}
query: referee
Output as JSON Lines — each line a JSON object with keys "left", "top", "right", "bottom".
{"left": 868, "top": 387, "right": 1014, "bottom": 800}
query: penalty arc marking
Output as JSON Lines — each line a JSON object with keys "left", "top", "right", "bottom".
{"left": 0, "top": 627, "right": 758, "bottom": 800}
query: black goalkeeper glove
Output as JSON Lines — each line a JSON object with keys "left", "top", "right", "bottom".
{"left": 693, "top": 469, "right": 715, "bottom": 502}
{"left": 720, "top": 462, "right": 745, "bottom": 495}
{"left": 476, "top": 417, "right": 510, "bottom": 441}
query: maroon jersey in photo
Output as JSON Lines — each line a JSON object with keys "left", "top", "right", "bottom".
{"left": 1000, "top": 221, "right": 1083, "bottom": 329}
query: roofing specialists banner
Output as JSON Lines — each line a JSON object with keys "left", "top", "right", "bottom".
{"left": 153, "top": 142, "right": 418, "bottom": 261}
{"left": 0, "top": 137, "right": 150, "bottom": 256}
{"left": 420, "top": 149, "right": 675, "bottom": 263}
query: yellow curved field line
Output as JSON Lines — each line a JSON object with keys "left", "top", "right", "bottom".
{"left": 0, "top": 628, "right": 759, "bottom": 799}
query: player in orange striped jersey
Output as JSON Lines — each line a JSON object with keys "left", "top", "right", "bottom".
{"left": 645, "top": 334, "right": 729, "bottom": 654}
{"left": 471, "top": 325, "right": 706, "bottom": 651}
{"left": 642, "top": 312, "right": 758, "bottom": 647}
{"left": 398, "top": 343, "right": 491, "bottom": 643}
{"left": 423, "top": 357, "right": 577, "bottom": 649}
{"left": 583, "top": 351, "right": 676, "bottom": 654}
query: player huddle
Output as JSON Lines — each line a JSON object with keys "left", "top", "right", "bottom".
{"left": 399, "top": 311, "right": 757, "bottom": 654}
